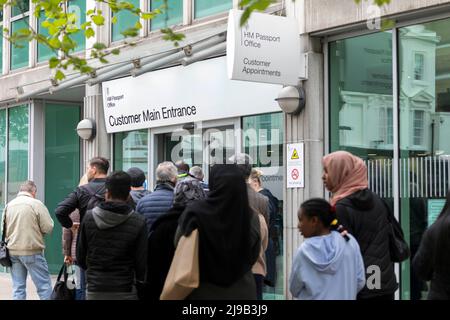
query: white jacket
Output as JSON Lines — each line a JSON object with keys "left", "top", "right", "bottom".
{"left": 2, "top": 192, "right": 54, "bottom": 256}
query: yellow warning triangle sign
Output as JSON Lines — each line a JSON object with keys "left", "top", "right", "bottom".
{"left": 291, "top": 149, "right": 299, "bottom": 160}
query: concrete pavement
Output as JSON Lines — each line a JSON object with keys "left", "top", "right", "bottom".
{"left": 0, "top": 271, "right": 57, "bottom": 300}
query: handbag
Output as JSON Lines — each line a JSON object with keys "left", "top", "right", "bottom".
{"left": 51, "top": 264, "right": 76, "bottom": 300}
{"left": 160, "top": 229, "right": 199, "bottom": 300}
{"left": 383, "top": 201, "right": 410, "bottom": 262}
{"left": 0, "top": 209, "right": 12, "bottom": 268}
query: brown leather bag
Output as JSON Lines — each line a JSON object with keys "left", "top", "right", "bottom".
{"left": 160, "top": 229, "right": 200, "bottom": 300}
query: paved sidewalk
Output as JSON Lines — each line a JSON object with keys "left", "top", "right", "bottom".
{"left": 0, "top": 271, "right": 57, "bottom": 300}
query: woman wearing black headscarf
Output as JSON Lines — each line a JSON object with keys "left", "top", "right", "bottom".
{"left": 178, "top": 164, "right": 261, "bottom": 300}
{"left": 143, "top": 178, "right": 206, "bottom": 301}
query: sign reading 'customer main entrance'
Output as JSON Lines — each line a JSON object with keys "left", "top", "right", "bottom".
{"left": 227, "top": 9, "right": 301, "bottom": 86}
{"left": 101, "top": 57, "right": 281, "bottom": 133}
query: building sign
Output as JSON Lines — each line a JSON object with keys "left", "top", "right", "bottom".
{"left": 101, "top": 56, "right": 281, "bottom": 133}
{"left": 427, "top": 199, "right": 446, "bottom": 226}
{"left": 227, "top": 9, "right": 301, "bottom": 86}
{"left": 287, "top": 143, "right": 304, "bottom": 188}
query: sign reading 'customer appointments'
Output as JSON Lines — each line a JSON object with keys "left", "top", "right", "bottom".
{"left": 227, "top": 9, "right": 301, "bottom": 86}
{"left": 102, "top": 56, "right": 281, "bottom": 133}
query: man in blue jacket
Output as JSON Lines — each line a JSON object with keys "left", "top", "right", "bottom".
{"left": 136, "top": 161, "right": 177, "bottom": 234}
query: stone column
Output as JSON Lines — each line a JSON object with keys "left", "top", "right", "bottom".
{"left": 283, "top": 37, "right": 324, "bottom": 299}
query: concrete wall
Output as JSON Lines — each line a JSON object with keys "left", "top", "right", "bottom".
{"left": 305, "top": 0, "right": 450, "bottom": 33}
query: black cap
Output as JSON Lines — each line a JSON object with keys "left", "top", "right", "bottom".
{"left": 126, "top": 167, "right": 146, "bottom": 187}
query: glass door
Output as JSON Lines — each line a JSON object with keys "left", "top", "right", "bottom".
{"left": 151, "top": 118, "right": 239, "bottom": 190}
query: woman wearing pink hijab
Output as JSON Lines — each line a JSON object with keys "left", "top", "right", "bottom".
{"left": 322, "top": 151, "right": 397, "bottom": 300}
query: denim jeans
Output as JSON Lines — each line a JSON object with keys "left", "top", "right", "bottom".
{"left": 10, "top": 253, "right": 53, "bottom": 300}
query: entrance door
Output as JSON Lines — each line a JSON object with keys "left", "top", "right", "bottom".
{"left": 151, "top": 119, "right": 240, "bottom": 189}
{"left": 44, "top": 103, "right": 81, "bottom": 273}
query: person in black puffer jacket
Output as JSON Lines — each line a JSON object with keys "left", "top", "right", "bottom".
{"left": 413, "top": 190, "right": 450, "bottom": 300}
{"left": 322, "top": 151, "right": 397, "bottom": 300}
{"left": 76, "top": 171, "right": 148, "bottom": 300}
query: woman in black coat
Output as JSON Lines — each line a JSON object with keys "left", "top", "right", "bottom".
{"left": 413, "top": 191, "right": 450, "bottom": 300}
{"left": 322, "top": 151, "right": 397, "bottom": 300}
{"left": 143, "top": 178, "right": 206, "bottom": 300}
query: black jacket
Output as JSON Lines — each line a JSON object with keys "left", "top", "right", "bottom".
{"left": 413, "top": 214, "right": 450, "bottom": 300}
{"left": 144, "top": 205, "right": 183, "bottom": 301}
{"left": 76, "top": 201, "right": 148, "bottom": 293}
{"left": 55, "top": 178, "right": 107, "bottom": 228}
{"left": 336, "top": 189, "right": 397, "bottom": 299}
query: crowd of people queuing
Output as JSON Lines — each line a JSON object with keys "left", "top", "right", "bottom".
{"left": 1, "top": 151, "right": 450, "bottom": 300}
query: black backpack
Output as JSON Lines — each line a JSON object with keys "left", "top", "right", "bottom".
{"left": 85, "top": 184, "right": 106, "bottom": 211}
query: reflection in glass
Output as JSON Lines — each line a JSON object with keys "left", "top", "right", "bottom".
{"left": 0, "top": 110, "right": 6, "bottom": 212}
{"left": 114, "top": 129, "right": 149, "bottom": 176}
{"left": 7, "top": 105, "right": 28, "bottom": 202}
{"left": 399, "top": 19, "right": 450, "bottom": 300}
{"left": 150, "top": 0, "right": 183, "bottom": 30}
{"left": 111, "top": 0, "right": 139, "bottom": 42}
{"left": 68, "top": 0, "right": 86, "bottom": 52}
{"left": 44, "top": 103, "right": 80, "bottom": 273}
{"left": 243, "top": 112, "right": 284, "bottom": 300}
{"left": 11, "top": 18, "right": 30, "bottom": 70}
{"left": 194, "top": 0, "right": 232, "bottom": 19}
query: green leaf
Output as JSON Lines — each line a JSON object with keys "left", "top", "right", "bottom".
{"left": 49, "top": 57, "right": 59, "bottom": 68}
{"left": 48, "top": 37, "right": 61, "bottom": 49}
{"left": 111, "top": 48, "right": 120, "bottom": 55}
{"left": 111, "top": 15, "right": 118, "bottom": 24}
{"left": 135, "top": 21, "right": 142, "bottom": 29}
{"left": 85, "top": 27, "right": 95, "bottom": 39}
{"left": 141, "top": 12, "right": 155, "bottom": 20}
{"left": 93, "top": 42, "right": 107, "bottom": 50}
{"left": 92, "top": 14, "right": 105, "bottom": 26}
{"left": 80, "top": 21, "right": 91, "bottom": 30}
{"left": 55, "top": 70, "right": 65, "bottom": 81}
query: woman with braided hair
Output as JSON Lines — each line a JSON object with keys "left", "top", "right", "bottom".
{"left": 289, "top": 198, "right": 365, "bottom": 300}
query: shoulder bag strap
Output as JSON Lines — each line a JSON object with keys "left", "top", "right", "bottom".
{"left": 2, "top": 205, "right": 8, "bottom": 243}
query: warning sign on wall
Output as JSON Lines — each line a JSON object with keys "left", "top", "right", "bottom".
{"left": 287, "top": 143, "right": 304, "bottom": 188}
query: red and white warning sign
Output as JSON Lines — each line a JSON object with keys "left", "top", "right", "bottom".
{"left": 287, "top": 143, "right": 304, "bottom": 188}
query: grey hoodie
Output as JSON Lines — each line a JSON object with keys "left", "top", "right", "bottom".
{"left": 91, "top": 205, "right": 134, "bottom": 230}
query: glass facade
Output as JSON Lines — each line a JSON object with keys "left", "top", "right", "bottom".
{"left": 0, "top": 109, "right": 6, "bottom": 211}
{"left": 111, "top": 0, "right": 140, "bottom": 42}
{"left": 329, "top": 18, "right": 450, "bottom": 299}
{"left": 44, "top": 103, "right": 80, "bottom": 273}
{"left": 150, "top": 0, "right": 183, "bottom": 30}
{"left": 397, "top": 18, "right": 450, "bottom": 300}
{"left": 329, "top": 32, "right": 394, "bottom": 204}
{"left": 12, "top": 1, "right": 29, "bottom": 17}
{"left": 10, "top": 17, "right": 29, "bottom": 70}
{"left": 37, "top": 12, "right": 53, "bottom": 63}
{"left": 194, "top": 0, "right": 232, "bottom": 19}
{"left": 114, "top": 129, "right": 149, "bottom": 178}
{"left": 0, "top": 23, "right": 3, "bottom": 74}
{"left": 243, "top": 112, "right": 284, "bottom": 300}
{"left": 6, "top": 105, "right": 29, "bottom": 202}
{"left": 68, "top": 0, "right": 86, "bottom": 52}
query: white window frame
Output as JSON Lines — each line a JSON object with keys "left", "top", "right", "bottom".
{"left": 413, "top": 51, "right": 425, "bottom": 82}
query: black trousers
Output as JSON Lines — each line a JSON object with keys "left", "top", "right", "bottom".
{"left": 253, "top": 274, "right": 264, "bottom": 300}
